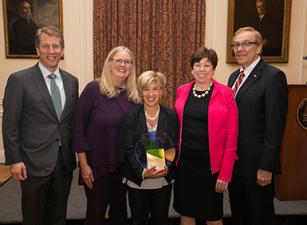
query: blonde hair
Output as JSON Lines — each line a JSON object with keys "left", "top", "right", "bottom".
{"left": 99, "top": 46, "right": 140, "bottom": 103}
{"left": 233, "top": 26, "right": 263, "bottom": 47}
{"left": 137, "top": 71, "right": 166, "bottom": 102}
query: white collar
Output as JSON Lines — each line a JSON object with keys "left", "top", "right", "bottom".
{"left": 240, "top": 56, "right": 260, "bottom": 77}
{"left": 38, "top": 62, "right": 61, "bottom": 80}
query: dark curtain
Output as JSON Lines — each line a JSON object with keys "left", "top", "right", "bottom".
{"left": 93, "top": 0, "right": 206, "bottom": 106}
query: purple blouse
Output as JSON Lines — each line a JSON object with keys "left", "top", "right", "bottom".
{"left": 72, "top": 81, "right": 137, "bottom": 177}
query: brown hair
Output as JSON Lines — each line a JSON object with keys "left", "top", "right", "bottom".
{"left": 190, "top": 47, "right": 218, "bottom": 69}
{"left": 35, "top": 26, "right": 64, "bottom": 48}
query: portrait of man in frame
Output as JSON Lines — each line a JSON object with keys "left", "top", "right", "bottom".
{"left": 3, "top": 0, "right": 63, "bottom": 58}
{"left": 227, "top": 0, "right": 291, "bottom": 63}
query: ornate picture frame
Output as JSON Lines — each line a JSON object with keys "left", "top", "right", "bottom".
{"left": 227, "top": 0, "right": 292, "bottom": 63}
{"left": 2, "top": 0, "right": 63, "bottom": 58}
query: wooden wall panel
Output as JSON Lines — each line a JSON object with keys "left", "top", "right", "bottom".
{"left": 275, "top": 85, "right": 307, "bottom": 200}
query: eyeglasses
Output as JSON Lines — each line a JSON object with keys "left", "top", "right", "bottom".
{"left": 112, "top": 59, "right": 133, "bottom": 66}
{"left": 231, "top": 41, "right": 257, "bottom": 49}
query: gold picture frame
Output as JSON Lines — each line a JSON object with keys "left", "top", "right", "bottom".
{"left": 227, "top": 0, "right": 292, "bottom": 63}
{"left": 3, "top": 0, "right": 63, "bottom": 58}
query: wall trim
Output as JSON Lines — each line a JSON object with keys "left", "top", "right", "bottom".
{"left": 297, "top": 0, "right": 307, "bottom": 83}
{"left": 0, "top": 150, "right": 4, "bottom": 163}
{"left": 0, "top": 97, "right": 3, "bottom": 118}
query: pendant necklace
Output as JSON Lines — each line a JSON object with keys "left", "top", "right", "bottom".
{"left": 145, "top": 106, "right": 160, "bottom": 121}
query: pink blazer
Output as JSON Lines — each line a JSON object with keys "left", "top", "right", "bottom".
{"left": 174, "top": 80, "right": 238, "bottom": 182}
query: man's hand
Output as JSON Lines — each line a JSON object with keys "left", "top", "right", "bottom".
{"left": 257, "top": 169, "right": 272, "bottom": 186}
{"left": 10, "top": 162, "right": 27, "bottom": 180}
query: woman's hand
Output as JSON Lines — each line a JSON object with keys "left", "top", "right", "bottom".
{"left": 80, "top": 164, "right": 94, "bottom": 189}
{"left": 215, "top": 179, "right": 228, "bottom": 193}
{"left": 77, "top": 152, "right": 94, "bottom": 189}
{"left": 143, "top": 166, "right": 169, "bottom": 179}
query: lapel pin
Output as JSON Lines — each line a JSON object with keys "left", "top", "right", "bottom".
{"left": 253, "top": 74, "right": 257, "bottom": 78}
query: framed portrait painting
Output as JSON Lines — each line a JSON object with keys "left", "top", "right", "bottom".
{"left": 227, "top": 0, "right": 292, "bottom": 63}
{"left": 2, "top": 0, "right": 63, "bottom": 58}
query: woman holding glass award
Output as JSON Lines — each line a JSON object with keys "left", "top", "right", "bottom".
{"left": 173, "top": 47, "right": 238, "bottom": 225}
{"left": 72, "top": 46, "right": 140, "bottom": 225}
{"left": 122, "top": 71, "right": 178, "bottom": 225}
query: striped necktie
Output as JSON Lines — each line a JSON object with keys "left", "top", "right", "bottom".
{"left": 48, "top": 74, "right": 62, "bottom": 119}
{"left": 233, "top": 71, "right": 245, "bottom": 95}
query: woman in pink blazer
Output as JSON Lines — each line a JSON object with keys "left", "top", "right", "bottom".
{"left": 173, "top": 47, "right": 238, "bottom": 225}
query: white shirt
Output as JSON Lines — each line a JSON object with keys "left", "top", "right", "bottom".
{"left": 39, "top": 63, "right": 66, "bottom": 109}
{"left": 232, "top": 56, "right": 261, "bottom": 97}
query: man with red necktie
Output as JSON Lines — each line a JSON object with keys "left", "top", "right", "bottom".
{"left": 227, "top": 26, "right": 288, "bottom": 225}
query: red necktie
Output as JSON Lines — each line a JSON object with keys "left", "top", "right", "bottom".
{"left": 233, "top": 71, "right": 245, "bottom": 95}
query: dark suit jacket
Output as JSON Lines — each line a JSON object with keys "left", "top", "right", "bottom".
{"left": 9, "top": 16, "right": 38, "bottom": 54}
{"left": 228, "top": 59, "right": 288, "bottom": 178}
{"left": 3, "top": 63, "right": 78, "bottom": 177}
{"left": 121, "top": 105, "right": 179, "bottom": 186}
{"left": 250, "top": 13, "right": 283, "bottom": 56}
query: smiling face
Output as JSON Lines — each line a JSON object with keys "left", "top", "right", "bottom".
{"left": 110, "top": 50, "right": 132, "bottom": 87}
{"left": 36, "top": 33, "right": 64, "bottom": 73}
{"left": 192, "top": 57, "right": 215, "bottom": 86}
{"left": 142, "top": 81, "right": 162, "bottom": 108}
{"left": 233, "top": 30, "right": 262, "bottom": 69}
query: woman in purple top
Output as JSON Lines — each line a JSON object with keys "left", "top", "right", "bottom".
{"left": 72, "top": 46, "right": 140, "bottom": 225}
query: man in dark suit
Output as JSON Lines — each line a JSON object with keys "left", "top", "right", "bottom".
{"left": 3, "top": 26, "right": 78, "bottom": 225}
{"left": 9, "top": 0, "right": 39, "bottom": 54}
{"left": 227, "top": 27, "right": 288, "bottom": 225}
{"left": 250, "top": 0, "right": 283, "bottom": 56}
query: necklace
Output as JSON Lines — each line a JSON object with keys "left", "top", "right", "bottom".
{"left": 192, "top": 82, "right": 213, "bottom": 98}
{"left": 115, "top": 86, "right": 125, "bottom": 93}
{"left": 145, "top": 106, "right": 160, "bottom": 121}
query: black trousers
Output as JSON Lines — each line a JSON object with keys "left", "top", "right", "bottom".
{"left": 228, "top": 175, "right": 276, "bottom": 225}
{"left": 20, "top": 150, "right": 73, "bottom": 225}
{"left": 83, "top": 170, "right": 127, "bottom": 225}
{"left": 128, "top": 184, "right": 172, "bottom": 225}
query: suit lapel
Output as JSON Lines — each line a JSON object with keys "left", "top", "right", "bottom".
{"left": 210, "top": 80, "right": 220, "bottom": 100}
{"left": 176, "top": 82, "right": 194, "bottom": 124}
{"left": 157, "top": 107, "right": 167, "bottom": 132}
{"left": 138, "top": 107, "right": 148, "bottom": 135}
{"left": 60, "top": 70, "right": 73, "bottom": 121}
{"left": 235, "top": 60, "right": 264, "bottom": 101}
{"left": 229, "top": 70, "right": 240, "bottom": 87}
{"left": 208, "top": 81, "right": 221, "bottom": 117}
{"left": 31, "top": 64, "right": 58, "bottom": 118}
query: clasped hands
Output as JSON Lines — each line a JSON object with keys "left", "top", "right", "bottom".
{"left": 143, "top": 166, "right": 168, "bottom": 179}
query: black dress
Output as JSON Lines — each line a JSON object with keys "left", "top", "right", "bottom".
{"left": 173, "top": 84, "right": 223, "bottom": 221}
